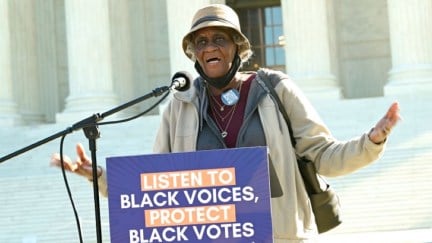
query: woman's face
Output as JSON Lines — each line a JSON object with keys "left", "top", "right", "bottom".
{"left": 193, "top": 27, "right": 237, "bottom": 78}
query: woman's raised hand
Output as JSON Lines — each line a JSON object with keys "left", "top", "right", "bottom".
{"left": 368, "top": 102, "right": 401, "bottom": 144}
{"left": 50, "top": 143, "right": 100, "bottom": 181}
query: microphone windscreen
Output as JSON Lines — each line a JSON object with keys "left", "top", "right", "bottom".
{"left": 171, "top": 71, "right": 192, "bottom": 92}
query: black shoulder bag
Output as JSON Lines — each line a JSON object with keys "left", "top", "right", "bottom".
{"left": 259, "top": 74, "right": 342, "bottom": 233}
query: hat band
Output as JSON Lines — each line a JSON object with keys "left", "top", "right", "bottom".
{"left": 191, "top": 16, "right": 238, "bottom": 29}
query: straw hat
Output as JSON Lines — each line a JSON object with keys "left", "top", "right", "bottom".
{"left": 182, "top": 4, "right": 252, "bottom": 62}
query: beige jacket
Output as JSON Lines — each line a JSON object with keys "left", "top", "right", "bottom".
{"left": 99, "top": 69, "right": 386, "bottom": 242}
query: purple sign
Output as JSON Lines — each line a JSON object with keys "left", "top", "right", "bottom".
{"left": 106, "top": 146, "right": 273, "bottom": 242}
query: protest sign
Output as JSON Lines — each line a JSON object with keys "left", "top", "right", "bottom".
{"left": 106, "top": 146, "right": 273, "bottom": 242}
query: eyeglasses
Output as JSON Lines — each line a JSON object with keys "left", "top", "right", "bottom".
{"left": 194, "top": 34, "right": 233, "bottom": 51}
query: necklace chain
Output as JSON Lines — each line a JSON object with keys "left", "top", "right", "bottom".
{"left": 209, "top": 102, "right": 236, "bottom": 121}
{"left": 211, "top": 103, "right": 238, "bottom": 138}
{"left": 208, "top": 81, "right": 243, "bottom": 138}
{"left": 209, "top": 94, "right": 225, "bottom": 111}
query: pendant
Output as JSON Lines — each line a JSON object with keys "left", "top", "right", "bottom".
{"left": 221, "top": 88, "right": 240, "bottom": 106}
{"left": 221, "top": 131, "right": 228, "bottom": 138}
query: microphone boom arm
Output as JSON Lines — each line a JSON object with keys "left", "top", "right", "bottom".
{"left": 0, "top": 84, "right": 170, "bottom": 243}
{"left": 0, "top": 85, "right": 169, "bottom": 163}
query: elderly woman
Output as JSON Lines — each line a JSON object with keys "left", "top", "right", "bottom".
{"left": 51, "top": 4, "right": 400, "bottom": 242}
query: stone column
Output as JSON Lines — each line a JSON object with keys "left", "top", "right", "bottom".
{"left": 35, "top": 0, "right": 61, "bottom": 123}
{"left": 57, "top": 0, "right": 117, "bottom": 122}
{"left": 9, "top": 0, "right": 45, "bottom": 124}
{"left": 0, "top": 0, "right": 19, "bottom": 125}
{"left": 108, "top": 0, "right": 137, "bottom": 116}
{"left": 281, "top": 0, "right": 340, "bottom": 97}
{"left": 386, "top": 0, "right": 432, "bottom": 95}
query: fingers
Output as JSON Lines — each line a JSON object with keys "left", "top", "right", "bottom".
{"left": 50, "top": 153, "right": 76, "bottom": 171}
{"left": 369, "top": 102, "right": 401, "bottom": 144}
{"left": 50, "top": 143, "right": 89, "bottom": 171}
{"left": 76, "top": 143, "right": 91, "bottom": 166}
{"left": 50, "top": 143, "right": 95, "bottom": 180}
{"left": 76, "top": 143, "right": 86, "bottom": 160}
{"left": 385, "top": 102, "right": 401, "bottom": 129}
{"left": 50, "top": 153, "right": 69, "bottom": 165}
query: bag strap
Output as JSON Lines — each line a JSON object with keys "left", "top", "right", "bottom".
{"left": 258, "top": 71, "right": 330, "bottom": 193}
{"left": 257, "top": 72, "right": 297, "bottom": 148}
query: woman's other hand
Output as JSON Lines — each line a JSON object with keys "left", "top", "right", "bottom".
{"left": 369, "top": 102, "right": 401, "bottom": 144}
{"left": 50, "top": 143, "right": 101, "bottom": 181}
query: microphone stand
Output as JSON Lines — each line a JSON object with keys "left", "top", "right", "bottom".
{"left": 0, "top": 85, "right": 170, "bottom": 243}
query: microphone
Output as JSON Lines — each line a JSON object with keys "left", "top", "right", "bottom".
{"left": 170, "top": 71, "right": 192, "bottom": 92}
